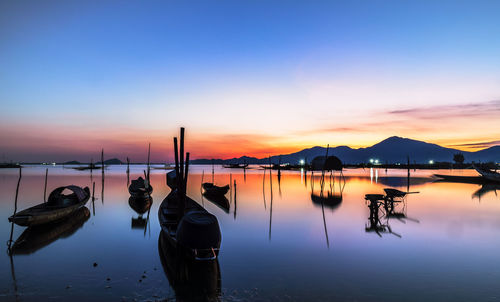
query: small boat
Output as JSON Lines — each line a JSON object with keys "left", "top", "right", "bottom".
{"left": 434, "top": 174, "right": 492, "bottom": 184}
{"left": 203, "top": 193, "right": 230, "bottom": 213}
{"left": 10, "top": 207, "right": 90, "bottom": 255}
{"left": 128, "top": 177, "right": 153, "bottom": 198}
{"left": 9, "top": 185, "right": 90, "bottom": 227}
{"left": 73, "top": 164, "right": 101, "bottom": 171}
{"left": 160, "top": 171, "right": 221, "bottom": 261}
{"left": 0, "top": 163, "right": 21, "bottom": 169}
{"left": 202, "top": 183, "right": 229, "bottom": 196}
{"left": 474, "top": 165, "right": 500, "bottom": 182}
{"left": 222, "top": 163, "right": 248, "bottom": 169}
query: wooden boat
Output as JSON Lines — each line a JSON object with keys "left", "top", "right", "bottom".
{"left": 202, "top": 183, "right": 229, "bottom": 196}
{"left": 203, "top": 193, "right": 230, "bottom": 213}
{"left": 9, "top": 185, "right": 90, "bottom": 227}
{"left": 73, "top": 164, "right": 101, "bottom": 171}
{"left": 128, "top": 176, "right": 153, "bottom": 198}
{"left": 158, "top": 232, "right": 221, "bottom": 301}
{"left": 159, "top": 175, "right": 221, "bottom": 260}
{"left": 0, "top": 163, "right": 21, "bottom": 168}
{"left": 159, "top": 128, "right": 222, "bottom": 261}
{"left": 474, "top": 166, "right": 500, "bottom": 182}
{"left": 434, "top": 174, "right": 493, "bottom": 184}
{"left": 10, "top": 207, "right": 90, "bottom": 255}
{"left": 222, "top": 163, "right": 248, "bottom": 169}
{"left": 383, "top": 188, "right": 418, "bottom": 199}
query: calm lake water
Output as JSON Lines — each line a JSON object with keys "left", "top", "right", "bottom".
{"left": 1, "top": 165, "right": 500, "bottom": 301}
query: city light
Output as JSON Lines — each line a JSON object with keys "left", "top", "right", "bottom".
{"left": 429, "top": 160, "right": 434, "bottom": 164}
{"left": 299, "top": 159, "right": 305, "bottom": 165}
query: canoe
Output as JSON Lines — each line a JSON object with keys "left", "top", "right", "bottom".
{"left": 158, "top": 189, "right": 221, "bottom": 261}
{"left": 203, "top": 193, "right": 230, "bottom": 213}
{"left": 9, "top": 185, "right": 90, "bottom": 227}
{"left": 434, "top": 174, "right": 493, "bottom": 184}
{"left": 10, "top": 207, "right": 90, "bottom": 255}
{"left": 158, "top": 232, "right": 221, "bottom": 301}
{"left": 202, "top": 183, "right": 229, "bottom": 196}
{"left": 222, "top": 163, "right": 248, "bottom": 169}
{"left": 474, "top": 166, "right": 500, "bottom": 182}
{"left": 128, "top": 177, "right": 153, "bottom": 198}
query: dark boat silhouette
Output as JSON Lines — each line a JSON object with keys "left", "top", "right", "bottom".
{"left": 158, "top": 232, "right": 221, "bottom": 301}
{"left": 159, "top": 128, "right": 222, "bottom": 261}
{"left": 202, "top": 183, "right": 229, "bottom": 196}
{"left": 128, "top": 177, "right": 153, "bottom": 198}
{"left": 202, "top": 193, "right": 230, "bottom": 213}
{"left": 222, "top": 163, "right": 248, "bottom": 169}
{"left": 72, "top": 164, "right": 101, "bottom": 171}
{"left": 9, "top": 185, "right": 90, "bottom": 226}
{"left": 10, "top": 207, "right": 90, "bottom": 255}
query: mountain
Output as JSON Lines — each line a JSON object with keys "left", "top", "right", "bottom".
{"left": 63, "top": 160, "right": 81, "bottom": 165}
{"left": 96, "top": 158, "right": 123, "bottom": 165}
{"left": 190, "top": 136, "right": 499, "bottom": 164}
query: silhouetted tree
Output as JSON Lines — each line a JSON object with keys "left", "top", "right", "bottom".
{"left": 453, "top": 153, "right": 465, "bottom": 164}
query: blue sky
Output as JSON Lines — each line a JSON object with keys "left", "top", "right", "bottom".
{"left": 0, "top": 0, "right": 499, "bottom": 161}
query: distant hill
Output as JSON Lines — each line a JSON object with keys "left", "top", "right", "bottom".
{"left": 190, "top": 136, "right": 499, "bottom": 164}
{"left": 63, "top": 160, "right": 81, "bottom": 165}
{"left": 96, "top": 158, "right": 123, "bottom": 165}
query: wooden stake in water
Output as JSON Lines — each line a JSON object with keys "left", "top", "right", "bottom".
{"left": 43, "top": 168, "right": 48, "bottom": 202}
{"left": 126, "top": 157, "right": 130, "bottom": 186}
{"left": 147, "top": 143, "right": 151, "bottom": 182}
{"left": 8, "top": 167, "right": 22, "bottom": 250}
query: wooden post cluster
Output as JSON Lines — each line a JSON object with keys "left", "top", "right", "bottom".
{"left": 173, "top": 128, "right": 190, "bottom": 219}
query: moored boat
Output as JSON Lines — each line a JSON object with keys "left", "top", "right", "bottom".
{"left": 474, "top": 165, "right": 500, "bottom": 182}
{"left": 128, "top": 176, "right": 153, "bottom": 198}
{"left": 202, "top": 183, "right": 230, "bottom": 196}
{"left": 222, "top": 163, "right": 248, "bottom": 169}
{"left": 9, "top": 185, "right": 90, "bottom": 227}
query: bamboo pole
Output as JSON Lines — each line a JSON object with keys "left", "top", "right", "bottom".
{"left": 147, "top": 143, "right": 151, "bottom": 182}
{"left": 8, "top": 167, "right": 22, "bottom": 250}
{"left": 43, "top": 168, "right": 48, "bottom": 202}
{"left": 233, "top": 179, "right": 237, "bottom": 220}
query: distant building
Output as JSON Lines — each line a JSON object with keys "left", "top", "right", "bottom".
{"left": 311, "top": 156, "right": 343, "bottom": 171}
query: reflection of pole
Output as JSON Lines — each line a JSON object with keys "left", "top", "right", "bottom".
{"left": 321, "top": 199, "right": 330, "bottom": 248}
{"left": 9, "top": 251, "right": 18, "bottom": 301}
{"left": 269, "top": 167, "right": 273, "bottom": 241}
{"left": 101, "top": 149, "right": 105, "bottom": 204}
{"left": 234, "top": 180, "right": 237, "bottom": 220}
{"left": 262, "top": 169, "right": 266, "bottom": 210}
{"left": 92, "top": 182, "right": 96, "bottom": 216}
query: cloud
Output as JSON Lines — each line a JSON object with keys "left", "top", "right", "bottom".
{"left": 450, "top": 140, "right": 500, "bottom": 149}
{"left": 388, "top": 100, "right": 500, "bottom": 120}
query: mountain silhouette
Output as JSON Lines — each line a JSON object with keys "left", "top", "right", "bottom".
{"left": 191, "top": 136, "right": 499, "bottom": 164}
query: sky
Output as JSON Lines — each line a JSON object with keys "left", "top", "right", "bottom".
{"left": 0, "top": 0, "right": 499, "bottom": 162}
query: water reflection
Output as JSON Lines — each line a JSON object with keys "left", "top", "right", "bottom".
{"left": 129, "top": 196, "right": 153, "bottom": 230}
{"left": 158, "top": 233, "right": 221, "bottom": 302}
{"left": 10, "top": 207, "right": 90, "bottom": 255}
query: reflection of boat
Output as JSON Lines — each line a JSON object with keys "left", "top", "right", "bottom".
{"left": 474, "top": 166, "right": 500, "bottom": 182}
{"left": 434, "top": 174, "right": 493, "bottom": 184}
{"left": 202, "top": 183, "right": 229, "bottom": 196}
{"left": 364, "top": 194, "right": 401, "bottom": 238}
{"left": 203, "top": 193, "right": 230, "bottom": 213}
{"left": 129, "top": 196, "right": 153, "bottom": 215}
{"left": 223, "top": 163, "right": 248, "bottom": 169}
{"left": 11, "top": 207, "right": 90, "bottom": 255}
{"left": 310, "top": 192, "right": 342, "bottom": 210}
{"left": 9, "top": 185, "right": 90, "bottom": 226}
{"left": 472, "top": 184, "right": 500, "bottom": 199}
{"left": 158, "top": 232, "right": 221, "bottom": 301}
{"left": 129, "top": 196, "right": 153, "bottom": 229}
{"left": 128, "top": 177, "right": 153, "bottom": 198}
